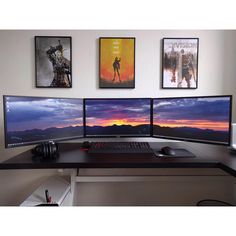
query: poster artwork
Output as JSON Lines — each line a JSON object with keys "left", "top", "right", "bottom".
{"left": 35, "top": 36, "right": 72, "bottom": 88}
{"left": 99, "top": 38, "right": 135, "bottom": 88}
{"left": 162, "top": 38, "right": 199, "bottom": 89}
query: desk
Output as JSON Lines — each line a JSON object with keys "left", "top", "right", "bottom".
{"left": 1, "top": 142, "right": 236, "bottom": 205}
{"left": 1, "top": 142, "right": 236, "bottom": 175}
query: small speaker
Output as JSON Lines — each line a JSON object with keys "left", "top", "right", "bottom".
{"left": 32, "top": 142, "right": 59, "bottom": 159}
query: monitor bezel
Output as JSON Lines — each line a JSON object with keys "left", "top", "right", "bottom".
{"left": 84, "top": 98, "right": 152, "bottom": 138}
{"left": 152, "top": 95, "right": 232, "bottom": 146}
{"left": 3, "top": 95, "right": 84, "bottom": 148}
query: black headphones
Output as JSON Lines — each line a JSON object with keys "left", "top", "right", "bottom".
{"left": 32, "top": 141, "right": 59, "bottom": 159}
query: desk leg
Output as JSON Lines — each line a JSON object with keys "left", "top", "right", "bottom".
{"left": 70, "top": 169, "right": 78, "bottom": 206}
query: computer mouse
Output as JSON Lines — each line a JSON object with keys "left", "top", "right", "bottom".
{"left": 160, "top": 146, "right": 175, "bottom": 156}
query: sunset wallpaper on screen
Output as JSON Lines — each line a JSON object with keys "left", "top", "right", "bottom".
{"left": 85, "top": 99, "right": 151, "bottom": 136}
{"left": 5, "top": 96, "right": 84, "bottom": 146}
{"left": 153, "top": 96, "right": 231, "bottom": 144}
{"left": 99, "top": 38, "right": 135, "bottom": 88}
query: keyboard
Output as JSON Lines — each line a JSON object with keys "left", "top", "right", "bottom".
{"left": 88, "top": 142, "right": 153, "bottom": 154}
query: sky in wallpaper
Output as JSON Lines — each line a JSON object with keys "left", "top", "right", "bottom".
{"left": 153, "top": 97, "right": 231, "bottom": 131}
{"left": 5, "top": 96, "right": 83, "bottom": 132}
{"left": 85, "top": 99, "right": 151, "bottom": 127}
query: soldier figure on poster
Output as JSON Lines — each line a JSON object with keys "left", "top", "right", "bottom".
{"left": 112, "top": 57, "right": 121, "bottom": 82}
{"left": 177, "top": 49, "right": 196, "bottom": 88}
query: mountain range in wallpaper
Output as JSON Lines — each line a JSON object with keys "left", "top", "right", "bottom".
{"left": 5, "top": 96, "right": 83, "bottom": 146}
{"left": 153, "top": 125, "right": 229, "bottom": 143}
{"left": 7, "top": 126, "right": 83, "bottom": 146}
{"left": 85, "top": 99, "right": 151, "bottom": 136}
{"left": 153, "top": 96, "right": 231, "bottom": 144}
{"left": 86, "top": 124, "right": 150, "bottom": 136}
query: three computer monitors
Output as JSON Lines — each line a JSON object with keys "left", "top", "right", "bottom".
{"left": 4, "top": 96, "right": 84, "bottom": 148}
{"left": 152, "top": 95, "right": 232, "bottom": 145}
{"left": 3, "top": 95, "right": 232, "bottom": 148}
{"left": 84, "top": 98, "right": 152, "bottom": 137}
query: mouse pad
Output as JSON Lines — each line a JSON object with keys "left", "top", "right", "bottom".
{"left": 155, "top": 148, "right": 196, "bottom": 158}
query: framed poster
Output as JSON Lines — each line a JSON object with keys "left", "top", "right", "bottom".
{"left": 35, "top": 36, "right": 72, "bottom": 88}
{"left": 162, "top": 38, "right": 199, "bottom": 89}
{"left": 99, "top": 37, "right": 135, "bottom": 88}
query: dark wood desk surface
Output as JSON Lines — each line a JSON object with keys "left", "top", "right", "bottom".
{"left": 1, "top": 142, "right": 236, "bottom": 176}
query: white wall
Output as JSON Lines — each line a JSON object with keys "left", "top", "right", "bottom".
{"left": 222, "top": 30, "right": 236, "bottom": 101}
{"left": 0, "top": 30, "right": 236, "bottom": 205}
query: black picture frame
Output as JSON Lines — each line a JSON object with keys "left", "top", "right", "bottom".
{"left": 99, "top": 37, "right": 135, "bottom": 88}
{"left": 162, "top": 38, "right": 199, "bottom": 89}
{"left": 35, "top": 36, "right": 72, "bottom": 88}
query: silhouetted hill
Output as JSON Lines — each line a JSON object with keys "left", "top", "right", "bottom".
{"left": 100, "top": 78, "right": 134, "bottom": 88}
{"left": 153, "top": 125, "right": 229, "bottom": 143}
{"left": 7, "top": 126, "right": 83, "bottom": 145}
{"left": 86, "top": 124, "right": 150, "bottom": 136}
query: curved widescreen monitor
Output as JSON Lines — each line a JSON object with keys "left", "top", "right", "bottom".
{"left": 84, "top": 98, "right": 151, "bottom": 137}
{"left": 4, "top": 95, "right": 84, "bottom": 148}
{"left": 153, "top": 95, "right": 232, "bottom": 145}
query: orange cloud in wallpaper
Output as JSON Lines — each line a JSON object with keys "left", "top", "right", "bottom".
{"left": 85, "top": 99, "right": 151, "bottom": 136}
{"left": 99, "top": 38, "right": 135, "bottom": 88}
{"left": 155, "top": 119, "right": 228, "bottom": 131}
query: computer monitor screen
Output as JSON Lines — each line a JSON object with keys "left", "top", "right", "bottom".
{"left": 153, "top": 95, "right": 232, "bottom": 145}
{"left": 84, "top": 98, "right": 151, "bottom": 137}
{"left": 4, "top": 96, "right": 84, "bottom": 148}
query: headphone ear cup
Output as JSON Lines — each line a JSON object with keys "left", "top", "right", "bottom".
{"left": 46, "top": 142, "right": 59, "bottom": 158}
{"left": 31, "top": 144, "right": 39, "bottom": 155}
{"left": 53, "top": 143, "right": 59, "bottom": 157}
{"left": 32, "top": 142, "right": 59, "bottom": 159}
{"left": 51, "top": 143, "right": 58, "bottom": 156}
